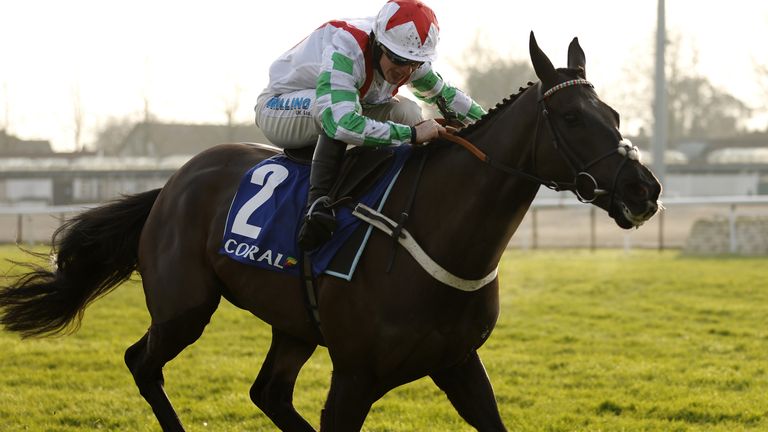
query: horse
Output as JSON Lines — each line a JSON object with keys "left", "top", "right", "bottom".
{"left": 0, "top": 33, "right": 661, "bottom": 431}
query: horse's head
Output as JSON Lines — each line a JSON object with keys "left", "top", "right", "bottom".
{"left": 529, "top": 32, "right": 661, "bottom": 228}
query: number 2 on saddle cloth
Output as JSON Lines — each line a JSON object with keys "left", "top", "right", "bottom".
{"left": 219, "top": 145, "right": 413, "bottom": 279}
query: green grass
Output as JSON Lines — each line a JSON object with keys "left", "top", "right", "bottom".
{"left": 1, "top": 245, "right": 766, "bottom": 431}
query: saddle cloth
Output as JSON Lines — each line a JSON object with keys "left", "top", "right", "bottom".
{"left": 219, "top": 145, "right": 412, "bottom": 278}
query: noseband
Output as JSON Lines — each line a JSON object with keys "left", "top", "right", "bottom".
{"left": 440, "top": 79, "right": 640, "bottom": 206}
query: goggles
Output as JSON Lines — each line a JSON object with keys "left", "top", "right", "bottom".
{"left": 378, "top": 43, "right": 423, "bottom": 68}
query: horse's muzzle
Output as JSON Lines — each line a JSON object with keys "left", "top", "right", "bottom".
{"left": 610, "top": 166, "right": 662, "bottom": 229}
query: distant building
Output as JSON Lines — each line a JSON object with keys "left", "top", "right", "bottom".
{"left": 0, "top": 129, "right": 54, "bottom": 157}
{"left": 627, "top": 132, "right": 768, "bottom": 196}
{"left": 0, "top": 123, "right": 272, "bottom": 205}
{"left": 112, "top": 122, "right": 268, "bottom": 157}
{"left": 679, "top": 131, "right": 768, "bottom": 164}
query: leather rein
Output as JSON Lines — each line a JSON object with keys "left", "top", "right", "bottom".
{"left": 437, "top": 80, "right": 640, "bottom": 204}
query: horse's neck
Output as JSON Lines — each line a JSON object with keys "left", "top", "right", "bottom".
{"left": 409, "top": 89, "right": 541, "bottom": 278}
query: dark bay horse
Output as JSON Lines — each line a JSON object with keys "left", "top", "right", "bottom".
{"left": 0, "top": 33, "right": 660, "bottom": 431}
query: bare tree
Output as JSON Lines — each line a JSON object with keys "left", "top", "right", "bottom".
{"left": 668, "top": 75, "right": 751, "bottom": 140}
{"left": 757, "top": 13, "right": 768, "bottom": 118}
{"left": 2, "top": 82, "right": 9, "bottom": 147}
{"left": 93, "top": 116, "right": 135, "bottom": 155}
{"left": 455, "top": 33, "right": 536, "bottom": 110}
{"left": 72, "top": 83, "right": 84, "bottom": 152}
{"left": 223, "top": 84, "right": 243, "bottom": 143}
{"left": 611, "top": 32, "right": 751, "bottom": 143}
{"left": 141, "top": 56, "right": 156, "bottom": 155}
{"left": 666, "top": 35, "right": 751, "bottom": 140}
{"left": 755, "top": 61, "right": 768, "bottom": 117}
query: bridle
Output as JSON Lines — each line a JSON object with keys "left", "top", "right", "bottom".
{"left": 439, "top": 79, "right": 640, "bottom": 205}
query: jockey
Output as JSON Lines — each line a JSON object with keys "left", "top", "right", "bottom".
{"left": 254, "top": 0, "right": 486, "bottom": 250}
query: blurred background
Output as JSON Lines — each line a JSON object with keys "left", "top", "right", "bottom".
{"left": 1, "top": 0, "right": 767, "bottom": 253}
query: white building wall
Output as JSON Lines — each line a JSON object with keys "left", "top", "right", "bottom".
{"left": 5, "top": 179, "right": 53, "bottom": 203}
{"left": 664, "top": 174, "right": 760, "bottom": 197}
{"left": 73, "top": 177, "right": 101, "bottom": 202}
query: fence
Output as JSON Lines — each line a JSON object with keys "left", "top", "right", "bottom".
{"left": 0, "top": 204, "right": 96, "bottom": 244}
{"left": 512, "top": 195, "right": 768, "bottom": 252}
{"left": 2, "top": 196, "right": 768, "bottom": 252}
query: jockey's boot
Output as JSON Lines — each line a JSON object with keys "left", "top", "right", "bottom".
{"left": 297, "top": 133, "right": 347, "bottom": 250}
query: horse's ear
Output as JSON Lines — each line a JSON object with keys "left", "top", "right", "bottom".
{"left": 529, "top": 31, "right": 558, "bottom": 89}
{"left": 568, "top": 37, "right": 587, "bottom": 78}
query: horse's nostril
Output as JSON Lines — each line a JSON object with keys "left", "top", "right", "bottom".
{"left": 626, "top": 182, "right": 649, "bottom": 200}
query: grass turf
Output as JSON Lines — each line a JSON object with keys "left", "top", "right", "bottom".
{"left": 0, "top": 246, "right": 766, "bottom": 431}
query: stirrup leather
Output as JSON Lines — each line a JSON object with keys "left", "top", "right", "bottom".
{"left": 306, "top": 196, "right": 335, "bottom": 220}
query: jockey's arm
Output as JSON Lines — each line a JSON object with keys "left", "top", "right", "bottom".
{"left": 409, "top": 65, "right": 486, "bottom": 125}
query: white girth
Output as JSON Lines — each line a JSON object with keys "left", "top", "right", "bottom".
{"left": 352, "top": 204, "right": 498, "bottom": 292}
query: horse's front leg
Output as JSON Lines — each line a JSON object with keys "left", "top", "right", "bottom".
{"left": 430, "top": 350, "right": 507, "bottom": 431}
{"left": 320, "top": 370, "right": 379, "bottom": 431}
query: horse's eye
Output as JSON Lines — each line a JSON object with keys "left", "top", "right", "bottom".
{"left": 563, "top": 112, "right": 580, "bottom": 126}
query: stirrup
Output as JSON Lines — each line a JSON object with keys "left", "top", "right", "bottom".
{"left": 298, "top": 197, "right": 337, "bottom": 251}
{"left": 306, "top": 196, "right": 335, "bottom": 219}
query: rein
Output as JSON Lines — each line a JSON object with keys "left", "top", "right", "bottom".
{"left": 437, "top": 79, "right": 640, "bottom": 203}
{"left": 436, "top": 130, "right": 559, "bottom": 189}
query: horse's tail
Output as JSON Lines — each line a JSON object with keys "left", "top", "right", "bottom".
{"left": 0, "top": 188, "right": 162, "bottom": 338}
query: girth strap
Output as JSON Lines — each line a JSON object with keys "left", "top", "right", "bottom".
{"left": 386, "top": 148, "right": 429, "bottom": 273}
{"left": 301, "top": 252, "right": 322, "bottom": 336}
{"left": 353, "top": 203, "right": 498, "bottom": 292}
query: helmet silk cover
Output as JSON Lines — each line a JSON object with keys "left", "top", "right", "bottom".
{"left": 373, "top": 0, "right": 440, "bottom": 63}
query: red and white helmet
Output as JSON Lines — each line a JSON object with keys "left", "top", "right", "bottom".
{"left": 372, "top": 0, "right": 440, "bottom": 63}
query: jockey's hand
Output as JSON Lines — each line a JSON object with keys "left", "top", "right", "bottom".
{"left": 411, "top": 119, "right": 446, "bottom": 145}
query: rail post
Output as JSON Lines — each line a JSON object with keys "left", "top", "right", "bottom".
{"left": 589, "top": 206, "right": 596, "bottom": 251}
{"left": 16, "top": 214, "right": 23, "bottom": 244}
{"left": 729, "top": 204, "right": 737, "bottom": 254}
{"left": 658, "top": 210, "right": 665, "bottom": 251}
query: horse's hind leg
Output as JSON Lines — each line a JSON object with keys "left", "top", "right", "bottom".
{"left": 125, "top": 298, "right": 220, "bottom": 431}
{"left": 250, "top": 328, "right": 317, "bottom": 431}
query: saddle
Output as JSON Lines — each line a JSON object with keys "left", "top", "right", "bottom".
{"left": 284, "top": 145, "right": 396, "bottom": 205}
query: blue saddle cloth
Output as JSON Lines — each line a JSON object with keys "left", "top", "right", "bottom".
{"left": 219, "top": 145, "right": 411, "bottom": 277}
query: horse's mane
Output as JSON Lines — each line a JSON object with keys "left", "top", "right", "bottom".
{"left": 459, "top": 69, "right": 584, "bottom": 137}
{"left": 458, "top": 81, "right": 536, "bottom": 137}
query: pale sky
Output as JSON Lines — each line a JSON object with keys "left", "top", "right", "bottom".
{"left": 1, "top": 0, "right": 767, "bottom": 151}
